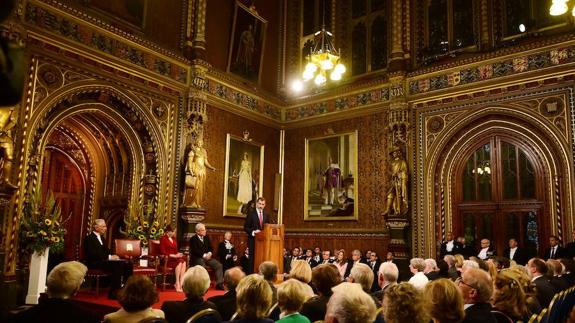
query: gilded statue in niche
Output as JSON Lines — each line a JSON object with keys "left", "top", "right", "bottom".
{"left": 382, "top": 146, "right": 408, "bottom": 217}
{"left": 0, "top": 105, "right": 18, "bottom": 189}
{"left": 183, "top": 138, "right": 215, "bottom": 209}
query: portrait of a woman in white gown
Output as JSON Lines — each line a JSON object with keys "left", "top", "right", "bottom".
{"left": 236, "top": 152, "right": 253, "bottom": 211}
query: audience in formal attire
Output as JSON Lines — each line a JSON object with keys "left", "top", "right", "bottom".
{"left": 159, "top": 225, "right": 186, "bottom": 292}
{"left": 343, "top": 249, "right": 363, "bottom": 278}
{"left": 503, "top": 238, "right": 528, "bottom": 265}
{"left": 372, "top": 261, "right": 398, "bottom": 302}
{"left": 383, "top": 282, "right": 430, "bottom": 323}
{"left": 408, "top": 257, "right": 429, "bottom": 290}
{"left": 218, "top": 231, "right": 238, "bottom": 272}
{"left": 324, "top": 282, "right": 377, "bottom": 323}
{"left": 259, "top": 261, "right": 278, "bottom": 304}
{"left": 507, "top": 265, "right": 543, "bottom": 317}
{"left": 547, "top": 259, "right": 570, "bottom": 292}
{"left": 477, "top": 238, "right": 496, "bottom": 261}
{"left": 347, "top": 263, "right": 380, "bottom": 307}
{"left": 491, "top": 269, "right": 530, "bottom": 322}
{"left": 333, "top": 249, "right": 348, "bottom": 280}
{"left": 456, "top": 236, "right": 475, "bottom": 258}
{"left": 83, "top": 219, "right": 131, "bottom": 299}
{"left": 318, "top": 250, "right": 333, "bottom": 265}
{"left": 104, "top": 275, "right": 164, "bottom": 323}
{"left": 189, "top": 223, "right": 224, "bottom": 289}
{"left": 302, "top": 249, "right": 318, "bottom": 269}
{"left": 423, "top": 279, "right": 465, "bottom": 323}
{"left": 161, "top": 265, "right": 217, "bottom": 323}
{"left": 289, "top": 260, "right": 312, "bottom": 286}
{"left": 527, "top": 257, "right": 557, "bottom": 308}
{"left": 565, "top": 229, "right": 575, "bottom": 259}
{"left": 544, "top": 235, "right": 566, "bottom": 260}
{"left": 458, "top": 268, "right": 496, "bottom": 323}
{"left": 300, "top": 264, "right": 341, "bottom": 322}
{"left": 207, "top": 266, "right": 246, "bottom": 321}
{"left": 444, "top": 255, "right": 460, "bottom": 280}
{"left": 224, "top": 274, "right": 274, "bottom": 323}
{"left": 440, "top": 232, "right": 460, "bottom": 257}
{"left": 424, "top": 258, "right": 440, "bottom": 281}
{"left": 367, "top": 252, "right": 381, "bottom": 291}
{"left": 284, "top": 247, "right": 301, "bottom": 274}
{"left": 276, "top": 279, "right": 313, "bottom": 323}
{"left": 560, "top": 258, "right": 575, "bottom": 286}
{"left": 13, "top": 261, "right": 98, "bottom": 323}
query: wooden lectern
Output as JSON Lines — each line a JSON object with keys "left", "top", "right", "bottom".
{"left": 255, "top": 224, "right": 284, "bottom": 281}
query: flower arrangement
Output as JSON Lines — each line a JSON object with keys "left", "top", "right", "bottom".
{"left": 19, "top": 188, "right": 68, "bottom": 255}
{"left": 121, "top": 201, "right": 164, "bottom": 246}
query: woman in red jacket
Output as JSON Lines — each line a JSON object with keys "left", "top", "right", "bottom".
{"left": 159, "top": 225, "right": 187, "bottom": 292}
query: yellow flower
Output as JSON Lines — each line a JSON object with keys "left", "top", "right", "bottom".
{"left": 54, "top": 237, "right": 60, "bottom": 243}
{"left": 153, "top": 221, "right": 159, "bottom": 227}
{"left": 143, "top": 221, "right": 149, "bottom": 228}
{"left": 158, "top": 229, "right": 164, "bottom": 235}
{"left": 44, "top": 219, "right": 52, "bottom": 226}
{"left": 138, "top": 235, "right": 145, "bottom": 241}
{"left": 26, "top": 232, "right": 35, "bottom": 237}
{"left": 150, "top": 228, "right": 157, "bottom": 234}
{"left": 39, "top": 230, "right": 47, "bottom": 236}
{"left": 137, "top": 226, "right": 143, "bottom": 232}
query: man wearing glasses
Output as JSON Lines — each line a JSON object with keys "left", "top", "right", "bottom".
{"left": 457, "top": 268, "right": 496, "bottom": 323}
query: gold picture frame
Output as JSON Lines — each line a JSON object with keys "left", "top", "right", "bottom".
{"left": 223, "top": 134, "right": 265, "bottom": 217}
{"left": 304, "top": 131, "right": 358, "bottom": 221}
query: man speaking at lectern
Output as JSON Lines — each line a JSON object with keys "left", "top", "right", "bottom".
{"left": 244, "top": 197, "right": 271, "bottom": 274}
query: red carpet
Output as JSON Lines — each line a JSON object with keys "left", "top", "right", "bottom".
{"left": 73, "top": 287, "right": 226, "bottom": 309}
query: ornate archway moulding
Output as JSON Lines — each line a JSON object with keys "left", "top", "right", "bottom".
{"left": 413, "top": 87, "right": 575, "bottom": 258}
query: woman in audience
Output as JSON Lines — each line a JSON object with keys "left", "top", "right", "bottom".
{"left": 276, "top": 279, "right": 313, "bottom": 323}
{"left": 508, "top": 265, "right": 542, "bottom": 316}
{"left": 104, "top": 275, "right": 164, "bottom": 323}
{"left": 159, "top": 225, "right": 187, "bottom": 292}
{"left": 423, "top": 279, "right": 464, "bottom": 323}
{"left": 224, "top": 274, "right": 274, "bottom": 323}
{"left": 161, "top": 265, "right": 217, "bottom": 323}
{"left": 301, "top": 264, "right": 341, "bottom": 322}
{"left": 454, "top": 254, "right": 465, "bottom": 274}
{"left": 289, "top": 260, "right": 313, "bottom": 285}
{"left": 492, "top": 269, "right": 530, "bottom": 322}
{"left": 334, "top": 249, "right": 348, "bottom": 280}
{"left": 383, "top": 282, "right": 430, "bottom": 323}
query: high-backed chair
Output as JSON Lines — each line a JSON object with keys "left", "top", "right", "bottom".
{"left": 115, "top": 239, "right": 157, "bottom": 279}
{"left": 186, "top": 308, "right": 222, "bottom": 323}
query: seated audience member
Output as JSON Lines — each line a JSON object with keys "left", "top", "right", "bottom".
{"left": 189, "top": 223, "right": 224, "bottom": 289}
{"left": 284, "top": 247, "right": 301, "bottom": 273}
{"left": 372, "top": 261, "right": 398, "bottom": 301}
{"left": 383, "top": 282, "right": 430, "bottom": 323}
{"left": 566, "top": 229, "right": 575, "bottom": 259}
{"left": 347, "top": 263, "right": 380, "bottom": 306}
{"left": 547, "top": 258, "right": 569, "bottom": 292}
{"left": 457, "top": 268, "right": 496, "bottom": 323}
{"left": 289, "top": 260, "right": 313, "bottom": 285}
{"left": 456, "top": 236, "right": 476, "bottom": 258}
{"left": 461, "top": 259, "right": 479, "bottom": 273}
{"left": 436, "top": 259, "right": 450, "bottom": 279}
{"left": 334, "top": 249, "right": 348, "bottom": 280}
{"left": 276, "top": 279, "right": 313, "bottom": 323}
{"left": 367, "top": 252, "right": 381, "bottom": 291}
{"left": 13, "top": 261, "right": 98, "bottom": 323}
{"left": 218, "top": 231, "right": 238, "bottom": 271}
{"left": 161, "top": 265, "right": 217, "bottom": 323}
{"left": 544, "top": 235, "right": 566, "bottom": 260}
{"left": 408, "top": 257, "right": 429, "bottom": 290}
{"left": 469, "top": 256, "right": 489, "bottom": 272}
{"left": 507, "top": 265, "right": 542, "bottom": 317}
{"left": 444, "top": 255, "right": 459, "bottom": 280}
{"left": 224, "top": 274, "right": 274, "bottom": 323}
{"left": 560, "top": 257, "right": 575, "bottom": 286}
{"left": 423, "top": 279, "right": 464, "bottom": 323}
{"left": 384, "top": 251, "right": 395, "bottom": 263}
{"left": 313, "top": 247, "right": 322, "bottom": 263}
{"left": 454, "top": 254, "right": 465, "bottom": 273}
{"left": 477, "top": 238, "right": 496, "bottom": 260}
{"left": 259, "top": 261, "right": 278, "bottom": 304}
{"left": 83, "top": 218, "right": 132, "bottom": 299}
{"left": 324, "top": 282, "right": 377, "bottom": 323}
{"left": 302, "top": 249, "right": 318, "bottom": 268}
{"left": 504, "top": 238, "right": 528, "bottom": 265}
{"left": 491, "top": 269, "right": 530, "bottom": 322}
{"left": 159, "top": 225, "right": 186, "bottom": 292}
{"left": 485, "top": 260, "right": 498, "bottom": 281}
{"left": 424, "top": 258, "right": 440, "bottom": 280}
{"left": 440, "top": 232, "right": 459, "bottom": 257}
{"left": 208, "top": 267, "right": 246, "bottom": 321}
{"left": 527, "top": 257, "right": 557, "bottom": 308}
{"left": 319, "top": 250, "right": 333, "bottom": 265}
{"left": 344, "top": 249, "right": 363, "bottom": 278}
{"left": 104, "top": 275, "right": 164, "bottom": 323}
{"left": 490, "top": 256, "right": 510, "bottom": 271}
{"left": 301, "top": 264, "right": 341, "bottom": 322}
{"left": 240, "top": 247, "right": 250, "bottom": 273}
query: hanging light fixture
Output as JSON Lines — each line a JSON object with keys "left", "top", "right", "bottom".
{"left": 300, "top": 1, "right": 345, "bottom": 88}
{"left": 549, "top": 0, "right": 571, "bottom": 16}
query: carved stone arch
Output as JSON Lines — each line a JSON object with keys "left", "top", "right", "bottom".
{"left": 421, "top": 105, "right": 574, "bottom": 257}
{"left": 13, "top": 83, "right": 173, "bottom": 253}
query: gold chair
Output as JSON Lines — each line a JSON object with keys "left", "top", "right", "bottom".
{"left": 186, "top": 308, "right": 222, "bottom": 323}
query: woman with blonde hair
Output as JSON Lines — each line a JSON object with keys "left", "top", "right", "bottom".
{"left": 423, "top": 278, "right": 464, "bottom": 323}
{"left": 383, "top": 282, "right": 430, "bottom": 323}
{"left": 454, "top": 254, "right": 464, "bottom": 275}
{"left": 276, "top": 279, "right": 313, "bottom": 323}
{"left": 289, "top": 259, "right": 312, "bottom": 284}
{"left": 224, "top": 274, "right": 274, "bottom": 323}
{"left": 491, "top": 269, "right": 530, "bottom": 322}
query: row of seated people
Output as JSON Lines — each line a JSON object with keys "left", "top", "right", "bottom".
{"left": 10, "top": 251, "right": 575, "bottom": 323}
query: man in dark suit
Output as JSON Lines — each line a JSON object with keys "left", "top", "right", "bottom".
{"left": 367, "top": 252, "right": 381, "bottom": 291}
{"left": 83, "top": 219, "right": 131, "bottom": 299}
{"left": 243, "top": 196, "right": 271, "bottom": 274}
{"left": 207, "top": 267, "right": 245, "bottom": 321}
{"left": 477, "top": 238, "right": 496, "bottom": 260}
{"left": 527, "top": 257, "right": 557, "bottom": 308}
{"left": 344, "top": 249, "right": 363, "bottom": 278}
{"left": 303, "top": 248, "right": 318, "bottom": 268}
{"left": 565, "top": 229, "right": 575, "bottom": 258}
{"left": 503, "top": 238, "right": 529, "bottom": 265}
{"left": 189, "top": 222, "right": 224, "bottom": 289}
{"left": 440, "top": 232, "right": 460, "bottom": 258}
{"left": 458, "top": 268, "right": 496, "bottom": 323}
{"left": 544, "top": 235, "right": 567, "bottom": 260}
{"left": 455, "top": 236, "right": 475, "bottom": 259}
{"left": 284, "top": 247, "right": 300, "bottom": 273}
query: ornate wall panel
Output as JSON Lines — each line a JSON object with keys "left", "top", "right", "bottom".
{"left": 283, "top": 111, "right": 389, "bottom": 232}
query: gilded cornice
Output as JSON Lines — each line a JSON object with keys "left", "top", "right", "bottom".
{"left": 24, "top": 0, "right": 189, "bottom": 86}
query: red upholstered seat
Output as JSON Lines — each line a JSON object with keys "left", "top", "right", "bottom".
{"left": 115, "top": 239, "right": 158, "bottom": 281}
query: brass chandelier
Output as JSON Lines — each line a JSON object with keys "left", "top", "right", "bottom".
{"left": 301, "top": 25, "right": 346, "bottom": 86}
{"left": 549, "top": 0, "right": 575, "bottom": 16}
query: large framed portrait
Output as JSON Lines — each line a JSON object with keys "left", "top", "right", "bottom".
{"left": 227, "top": 1, "right": 267, "bottom": 84}
{"left": 223, "top": 134, "right": 265, "bottom": 217}
{"left": 304, "top": 131, "right": 358, "bottom": 221}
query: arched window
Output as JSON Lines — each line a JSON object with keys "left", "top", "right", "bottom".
{"left": 352, "top": 23, "right": 367, "bottom": 75}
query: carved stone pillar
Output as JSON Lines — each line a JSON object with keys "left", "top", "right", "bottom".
{"left": 388, "top": 0, "right": 405, "bottom": 72}
{"left": 184, "top": 0, "right": 208, "bottom": 60}
{"left": 385, "top": 75, "right": 411, "bottom": 260}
